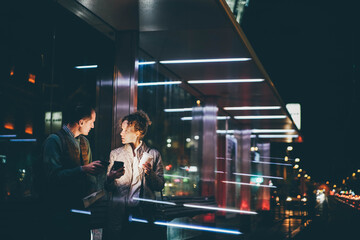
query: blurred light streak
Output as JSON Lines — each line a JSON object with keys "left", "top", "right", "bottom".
{"left": 164, "top": 174, "right": 189, "bottom": 179}
{"left": 252, "top": 161, "right": 292, "bottom": 166}
{"left": 223, "top": 181, "right": 277, "bottom": 188}
{"left": 129, "top": 216, "right": 149, "bottom": 223}
{"left": 183, "top": 204, "right": 257, "bottom": 215}
{"left": 133, "top": 197, "right": 176, "bottom": 206}
{"left": 154, "top": 221, "right": 242, "bottom": 235}
{"left": 233, "top": 173, "right": 283, "bottom": 179}
{"left": 10, "top": 139, "right": 37, "bottom": 142}
{"left": 0, "top": 135, "right": 17, "bottom": 138}
{"left": 70, "top": 209, "right": 91, "bottom": 215}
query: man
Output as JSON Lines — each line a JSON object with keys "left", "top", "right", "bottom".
{"left": 42, "top": 103, "right": 104, "bottom": 240}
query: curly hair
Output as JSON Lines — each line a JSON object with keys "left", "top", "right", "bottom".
{"left": 120, "top": 110, "right": 152, "bottom": 138}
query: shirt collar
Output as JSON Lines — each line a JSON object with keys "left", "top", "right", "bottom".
{"left": 62, "top": 125, "right": 75, "bottom": 138}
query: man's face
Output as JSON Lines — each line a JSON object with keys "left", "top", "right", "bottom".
{"left": 120, "top": 120, "right": 139, "bottom": 144}
{"left": 79, "top": 110, "right": 96, "bottom": 136}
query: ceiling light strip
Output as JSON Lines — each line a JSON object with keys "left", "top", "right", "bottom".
{"left": 139, "top": 61, "right": 156, "bottom": 65}
{"left": 258, "top": 134, "right": 299, "bottom": 138}
{"left": 164, "top": 108, "right": 193, "bottom": 112}
{"left": 160, "top": 58, "right": 251, "bottom": 64}
{"left": 251, "top": 129, "right": 296, "bottom": 133}
{"left": 181, "top": 116, "right": 230, "bottom": 121}
{"left": 74, "top": 65, "right": 98, "bottom": 69}
{"left": 138, "top": 81, "right": 181, "bottom": 86}
{"left": 224, "top": 106, "right": 281, "bottom": 110}
{"left": 234, "top": 115, "right": 286, "bottom": 119}
{"left": 188, "top": 79, "right": 264, "bottom": 84}
{"left": 252, "top": 161, "right": 292, "bottom": 166}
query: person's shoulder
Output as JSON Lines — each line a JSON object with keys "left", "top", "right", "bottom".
{"left": 110, "top": 146, "right": 126, "bottom": 155}
{"left": 148, "top": 147, "right": 161, "bottom": 156}
{"left": 44, "top": 133, "right": 61, "bottom": 143}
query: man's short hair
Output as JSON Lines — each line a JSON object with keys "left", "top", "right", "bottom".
{"left": 65, "top": 103, "right": 95, "bottom": 125}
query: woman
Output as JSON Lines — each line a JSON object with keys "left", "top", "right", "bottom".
{"left": 105, "top": 110, "right": 164, "bottom": 239}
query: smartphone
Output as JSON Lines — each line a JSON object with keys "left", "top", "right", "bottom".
{"left": 111, "top": 161, "right": 124, "bottom": 171}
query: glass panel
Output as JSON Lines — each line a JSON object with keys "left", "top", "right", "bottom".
{"left": 138, "top": 63, "right": 202, "bottom": 197}
{"left": 1, "top": 2, "right": 114, "bottom": 201}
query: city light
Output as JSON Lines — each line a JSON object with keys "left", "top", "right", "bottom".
{"left": 28, "top": 73, "right": 36, "bottom": 84}
{"left": 287, "top": 146, "right": 293, "bottom": 151}
{"left": 295, "top": 158, "right": 300, "bottom": 162}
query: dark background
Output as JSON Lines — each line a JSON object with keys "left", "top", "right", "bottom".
{"left": 241, "top": 0, "right": 360, "bottom": 183}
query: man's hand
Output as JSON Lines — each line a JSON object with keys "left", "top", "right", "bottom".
{"left": 142, "top": 162, "right": 152, "bottom": 175}
{"left": 107, "top": 167, "right": 125, "bottom": 181}
{"left": 81, "top": 160, "right": 105, "bottom": 175}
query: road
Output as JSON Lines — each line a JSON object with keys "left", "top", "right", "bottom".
{"left": 294, "top": 195, "right": 360, "bottom": 240}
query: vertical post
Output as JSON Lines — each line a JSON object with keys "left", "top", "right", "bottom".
{"left": 112, "top": 30, "right": 139, "bottom": 149}
{"left": 201, "top": 102, "right": 217, "bottom": 196}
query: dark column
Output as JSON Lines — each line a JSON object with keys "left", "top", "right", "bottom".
{"left": 112, "top": 31, "right": 139, "bottom": 149}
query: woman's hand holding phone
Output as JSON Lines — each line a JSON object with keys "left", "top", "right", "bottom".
{"left": 107, "top": 161, "right": 125, "bottom": 180}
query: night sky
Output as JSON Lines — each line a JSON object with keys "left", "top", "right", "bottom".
{"left": 241, "top": 0, "right": 359, "bottom": 183}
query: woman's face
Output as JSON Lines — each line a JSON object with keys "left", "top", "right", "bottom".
{"left": 120, "top": 120, "right": 140, "bottom": 144}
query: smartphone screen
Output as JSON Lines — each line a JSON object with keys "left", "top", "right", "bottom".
{"left": 112, "top": 161, "right": 124, "bottom": 171}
